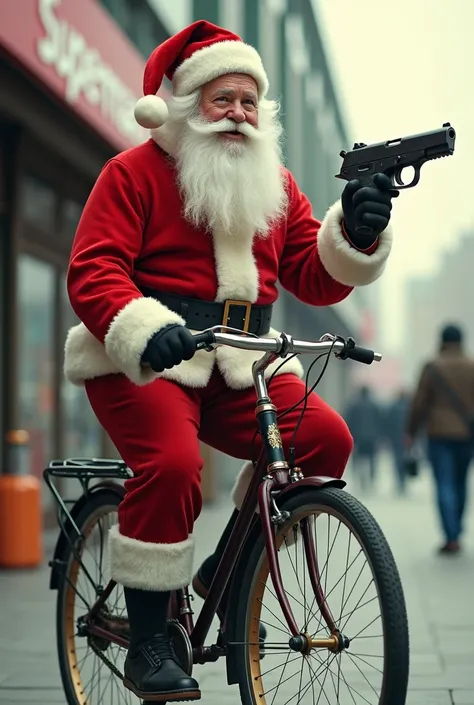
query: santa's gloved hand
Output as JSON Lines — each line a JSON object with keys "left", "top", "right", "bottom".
{"left": 341, "top": 173, "right": 399, "bottom": 249}
{"left": 141, "top": 324, "right": 196, "bottom": 372}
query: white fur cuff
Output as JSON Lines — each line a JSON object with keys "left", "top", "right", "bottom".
{"left": 104, "top": 297, "right": 185, "bottom": 386}
{"left": 231, "top": 461, "right": 255, "bottom": 510}
{"left": 317, "top": 201, "right": 393, "bottom": 287}
{"left": 108, "top": 525, "right": 195, "bottom": 591}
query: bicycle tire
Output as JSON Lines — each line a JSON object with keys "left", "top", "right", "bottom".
{"left": 232, "top": 486, "right": 409, "bottom": 705}
{"left": 55, "top": 488, "right": 137, "bottom": 705}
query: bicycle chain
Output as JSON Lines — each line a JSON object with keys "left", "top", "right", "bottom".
{"left": 89, "top": 640, "right": 124, "bottom": 681}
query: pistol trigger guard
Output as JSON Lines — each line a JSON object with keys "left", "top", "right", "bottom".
{"left": 409, "top": 165, "right": 422, "bottom": 188}
{"left": 393, "top": 164, "right": 422, "bottom": 190}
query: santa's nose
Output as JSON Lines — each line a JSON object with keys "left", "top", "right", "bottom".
{"left": 226, "top": 106, "right": 246, "bottom": 123}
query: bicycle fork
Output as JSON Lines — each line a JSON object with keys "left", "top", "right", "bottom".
{"left": 254, "top": 354, "right": 340, "bottom": 652}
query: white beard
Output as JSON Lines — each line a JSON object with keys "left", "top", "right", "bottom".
{"left": 155, "top": 96, "right": 288, "bottom": 238}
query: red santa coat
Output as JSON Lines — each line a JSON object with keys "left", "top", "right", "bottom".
{"left": 64, "top": 137, "right": 393, "bottom": 389}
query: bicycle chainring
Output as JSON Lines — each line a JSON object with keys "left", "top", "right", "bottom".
{"left": 167, "top": 619, "right": 193, "bottom": 675}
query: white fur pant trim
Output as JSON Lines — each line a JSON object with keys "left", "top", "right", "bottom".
{"left": 231, "top": 461, "right": 256, "bottom": 511}
{"left": 108, "top": 525, "right": 195, "bottom": 591}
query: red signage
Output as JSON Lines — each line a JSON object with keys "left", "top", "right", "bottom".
{"left": 0, "top": 0, "right": 169, "bottom": 151}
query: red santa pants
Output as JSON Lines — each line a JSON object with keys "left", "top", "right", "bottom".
{"left": 85, "top": 370, "right": 353, "bottom": 591}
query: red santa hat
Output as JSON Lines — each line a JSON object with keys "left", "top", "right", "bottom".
{"left": 134, "top": 20, "right": 269, "bottom": 130}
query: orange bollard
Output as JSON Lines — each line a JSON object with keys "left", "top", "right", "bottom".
{"left": 0, "top": 430, "right": 43, "bottom": 568}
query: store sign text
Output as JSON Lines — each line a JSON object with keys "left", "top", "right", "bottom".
{"left": 36, "top": 0, "right": 144, "bottom": 145}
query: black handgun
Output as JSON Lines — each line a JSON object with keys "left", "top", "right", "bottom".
{"left": 336, "top": 123, "right": 456, "bottom": 235}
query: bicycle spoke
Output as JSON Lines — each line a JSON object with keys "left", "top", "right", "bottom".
{"left": 284, "top": 531, "right": 308, "bottom": 613}
{"left": 351, "top": 633, "right": 383, "bottom": 640}
{"left": 337, "top": 577, "right": 377, "bottom": 637}
{"left": 258, "top": 654, "right": 301, "bottom": 680}
{"left": 261, "top": 666, "right": 303, "bottom": 697}
{"left": 305, "top": 547, "right": 364, "bottom": 631}
{"left": 305, "top": 655, "right": 320, "bottom": 705}
{"left": 338, "top": 594, "right": 379, "bottom": 629}
{"left": 345, "top": 650, "right": 384, "bottom": 674}
{"left": 310, "top": 652, "right": 372, "bottom": 705}
{"left": 351, "top": 614, "right": 381, "bottom": 640}
{"left": 258, "top": 596, "right": 291, "bottom": 634}
{"left": 339, "top": 532, "right": 352, "bottom": 625}
{"left": 315, "top": 652, "right": 334, "bottom": 705}
{"left": 306, "top": 659, "right": 319, "bottom": 705}
{"left": 270, "top": 650, "right": 292, "bottom": 705}
{"left": 336, "top": 559, "right": 369, "bottom": 626}
{"left": 265, "top": 579, "right": 309, "bottom": 618}
{"left": 345, "top": 651, "right": 380, "bottom": 699}
{"left": 60, "top": 503, "right": 131, "bottom": 705}
{"left": 244, "top": 492, "right": 406, "bottom": 705}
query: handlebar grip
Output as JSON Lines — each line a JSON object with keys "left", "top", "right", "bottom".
{"left": 193, "top": 330, "right": 216, "bottom": 350}
{"left": 346, "top": 344, "right": 375, "bottom": 365}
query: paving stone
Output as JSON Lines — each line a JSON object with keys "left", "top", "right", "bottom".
{"left": 0, "top": 689, "right": 63, "bottom": 702}
{"left": 452, "top": 690, "right": 474, "bottom": 703}
{"left": 0, "top": 455, "right": 473, "bottom": 703}
{"left": 406, "top": 691, "right": 452, "bottom": 705}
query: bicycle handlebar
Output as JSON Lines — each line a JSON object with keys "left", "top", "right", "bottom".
{"left": 192, "top": 328, "right": 381, "bottom": 365}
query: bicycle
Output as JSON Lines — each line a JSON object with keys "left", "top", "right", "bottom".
{"left": 45, "top": 327, "right": 409, "bottom": 705}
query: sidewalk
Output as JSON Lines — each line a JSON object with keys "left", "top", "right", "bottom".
{"left": 0, "top": 456, "right": 473, "bottom": 704}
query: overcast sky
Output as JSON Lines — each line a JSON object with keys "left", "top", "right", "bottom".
{"left": 312, "top": 0, "right": 473, "bottom": 350}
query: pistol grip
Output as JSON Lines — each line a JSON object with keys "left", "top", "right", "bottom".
{"left": 354, "top": 224, "right": 375, "bottom": 238}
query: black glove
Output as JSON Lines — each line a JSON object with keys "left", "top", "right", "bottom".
{"left": 341, "top": 173, "right": 399, "bottom": 249}
{"left": 141, "top": 324, "right": 196, "bottom": 373}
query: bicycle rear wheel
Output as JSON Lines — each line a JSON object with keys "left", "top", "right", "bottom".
{"left": 232, "top": 486, "right": 409, "bottom": 705}
{"left": 55, "top": 488, "right": 139, "bottom": 705}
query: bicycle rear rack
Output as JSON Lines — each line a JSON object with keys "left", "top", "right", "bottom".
{"left": 45, "top": 458, "right": 134, "bottom": 593}
{"left": 44, "top": 457, "right": 133, "bottom": 545}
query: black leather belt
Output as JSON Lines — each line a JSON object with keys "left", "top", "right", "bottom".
{"left": 140, "top": 288, "right": 272, "bottom": 335}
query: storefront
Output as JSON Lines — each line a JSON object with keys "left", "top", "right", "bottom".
{"left": 0, "top": 0, "right": 169, "bottom": 519}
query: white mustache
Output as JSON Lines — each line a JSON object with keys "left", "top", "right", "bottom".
{"left": 186, "top": 117, "right": 266, "bottom": 141}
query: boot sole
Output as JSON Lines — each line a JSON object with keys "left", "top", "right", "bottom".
{"left": 123, "top": 678, "right": 201, "bottom": 701}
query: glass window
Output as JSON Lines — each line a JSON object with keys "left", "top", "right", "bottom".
{"left": 20, "top": 175, "right": 56, "bottom": 233}
{"left": 98, "top": 0, "right": 170, "bottom": 60}
{"left": 62, "top": 199, "right": 83, "bottom": 239}
{"left": 61, "top": 275, "right": 102, "bottom": 460}
{"left": 17, "top": 255, "right": 55, "bottom": 509}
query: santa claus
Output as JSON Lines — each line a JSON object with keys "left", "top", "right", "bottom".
{"left": 64, "top": 20, "right": 396, "bottom": 702}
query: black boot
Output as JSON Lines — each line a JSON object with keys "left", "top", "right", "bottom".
{"left": 192, "top": 510, "right": 267, "bottom": 645}
{"left": 123, "top": 587, "right": 200, "bottom": 701}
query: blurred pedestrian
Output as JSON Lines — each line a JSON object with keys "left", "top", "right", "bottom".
{"left": 385, "top": 389, "right": 411, "bottom": 495}
{"left": 345, "top": 386, "right": 382, "bottom": 492}
{"left": 406, "top": 324, "right": 474, "bottom": 554}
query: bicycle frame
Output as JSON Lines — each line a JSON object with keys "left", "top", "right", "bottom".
{"left": 186, "top": 346, "right": 346, "bottom": 663}
{"left": 48, "top": 328, "right": 378, "bottom": 666}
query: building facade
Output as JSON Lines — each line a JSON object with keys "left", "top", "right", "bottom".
{"left": 0, "top": 0, "right": 172, "bottom": 519}
{"left": 404, "top": 231, "right": 474, "bottom": 388}
{"left": 0, "top": 0, "right": 363, "bottom": 520}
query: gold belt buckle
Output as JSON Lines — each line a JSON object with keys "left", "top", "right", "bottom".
{"left": 222, "top": 299, "right": 252, "bottom": 333}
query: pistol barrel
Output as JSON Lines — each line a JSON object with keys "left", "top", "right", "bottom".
{"left": 337, "top": 124, "right": 456, "bottom": 180}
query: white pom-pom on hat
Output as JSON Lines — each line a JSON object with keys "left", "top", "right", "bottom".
{"left": 134, "top": 95, "right": 169, "bottom": 129}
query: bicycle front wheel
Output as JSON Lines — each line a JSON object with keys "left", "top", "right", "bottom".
{"left": 232, "top": 486, "right": 409, "bottom": 705}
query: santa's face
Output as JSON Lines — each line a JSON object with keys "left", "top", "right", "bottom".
{"left": 156, "top": 72, "right": 287, "bottom": 237}
{"left": 199, "top": 73, "right": 259, "bottom": 144}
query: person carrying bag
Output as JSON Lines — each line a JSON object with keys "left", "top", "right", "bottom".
{"left": 406, "top": 324, "right": 474, "bottom": 554}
